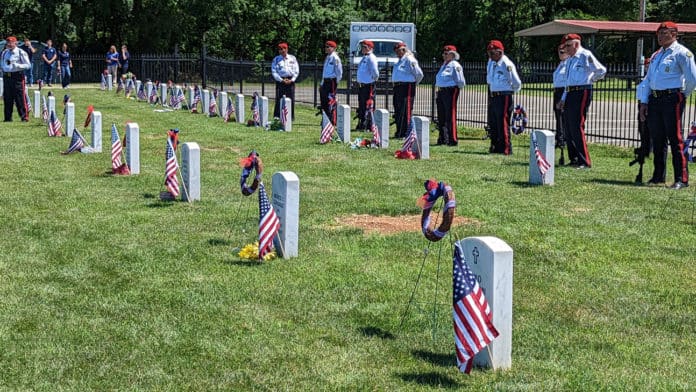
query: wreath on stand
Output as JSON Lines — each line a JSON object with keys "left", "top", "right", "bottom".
{"left": 511, "top": 104, "right": 528, "bottom": 135}
{"left": 239, "top": 150, "right": 263, "bottom": 196}
{"left": 417, "top": 179, "right": 456, "bottom": 242}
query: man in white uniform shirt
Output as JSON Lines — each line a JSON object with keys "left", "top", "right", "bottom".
{"left": 271, "top": 42, "right": 299, "bottom": 120}
{"left": 320, "top": 40, "right": 342, "bottom": 125}
{"left": 391, "top": 42, "right": 423, "bottom": 138}
{"left": 355, "top": 40, "right": 379, "bottom": 131}
{"left": 2, "top": 36, "right": 31, "bottom": 122}
{"left": 486, "top": 40, "right": 521, "bottom": 155}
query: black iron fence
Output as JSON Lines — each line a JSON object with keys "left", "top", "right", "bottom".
{"left": 59, "top": 53, "right": 696, "bottom": 147}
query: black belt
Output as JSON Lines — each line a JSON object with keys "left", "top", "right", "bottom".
{"left": 490, "top": 91, "right": 513, "bottom": 97}
{"left": 323, "top": 78, "right": 337, "bottom": 82}
{"left": 357, "top": 82, "right": 374, "bottom": 87}
{"left": 566, "top": 84, "right": 592, "bottom": 92}
{"left": 651, "top": 88, "right": 681, "bottom": 98}
{"left": 437, "top": 86, "right": 456, "bottom": 90}
{"left": 3, "top": 72, "right": 21, "bottom": 77}
{"left": 393, "top": 82, "right": 414, "bottom": 86}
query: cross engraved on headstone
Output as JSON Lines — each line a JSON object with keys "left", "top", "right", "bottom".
{"left": 472, "top": 247, "right": 480, "bottom": 264}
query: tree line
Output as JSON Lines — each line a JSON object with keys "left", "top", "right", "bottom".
{"left": 2, "top": 0, "right": 695, "bottom": 63}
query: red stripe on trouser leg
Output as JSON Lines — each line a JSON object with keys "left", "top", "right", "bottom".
{"left": 450, "top": 88, "right": 459, "bottom": 142}
{"left": 503, "top": 96, "right": 510, "bottom": 154}
{"left": 674, "top": 93, "right": 689, "bottom": 183}
{"left": 579, "top": 90, "right": 591, "bottom": 166}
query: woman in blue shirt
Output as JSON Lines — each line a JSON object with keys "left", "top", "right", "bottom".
{"left": 58, "top": 43, "right": 73, "bottom": 88}
{"left": 105, "top": 45, "right": 119, "bottom": 84}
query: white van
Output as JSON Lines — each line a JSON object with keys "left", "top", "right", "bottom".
{"left": 349, "top": 22, "right": 416, "bottom": 69}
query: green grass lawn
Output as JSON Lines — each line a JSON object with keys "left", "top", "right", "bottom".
{"left": 1, "top": 85, "right": 695, "bottom": 390}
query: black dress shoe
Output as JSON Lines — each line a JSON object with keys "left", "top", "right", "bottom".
{"left": 647, "top": 178, "right": 665, "bottom": 185}
{"left": 669, "top": 182, "right": 689, "bottom": 190}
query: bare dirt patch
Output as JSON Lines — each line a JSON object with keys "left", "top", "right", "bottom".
{"left": 335, "top": 214, "right": 480, "bottom": 235}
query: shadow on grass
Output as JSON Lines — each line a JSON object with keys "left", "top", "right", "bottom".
{"left": 590, "top": 178, "right": 643, "bottom": 186}
{"left": 412, "top": 349, "right": 452, "bottom": 367}
{"left": 396, "top": 371, "right": 460, "bottom": 388}
{"left": 359, "top": 326, "right": 396, "bottom": 340}
{"left": 224, "top": 259, "right": 265, "bottom": 267}
{"left": 208, "top": 238, "right": 233, "bottom": 246}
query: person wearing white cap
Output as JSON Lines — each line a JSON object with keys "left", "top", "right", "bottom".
{"left": 355, "top": 39, "right": 379, "bottom": 131}
{"left": 2, "top": 36, "right": 31, "bottom": 122}
{"left": 435, "top": 45, "right": 465, "bottom": 146}
{"left": 391, "top": 42, "right": 423, "bottom": 138}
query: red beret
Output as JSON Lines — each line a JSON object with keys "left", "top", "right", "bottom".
{"left": 657, "top": 21, "right": 678, "bottom": 32}
{"left": 6, "top": 36, "right": 17, "bottom": 43}
{"left": 394, "top": 41, "right": 407, "bottom": 50}
{"left": 562, "top": 33, "right": 582, "bottom": 43}
{"left": 277, "top": 42, "right": 288, "bottom": 50}
{"left": 487, "top": 40, "right": 504, "bottom": 51}
{"left": 325, "top": 40, "right": 336, "bottom": 48}
{"left": 361, "top": 40, "right": 374, "bottom": 49}
{"left": 443, "top": 45, "right": 457, "bottom": 52}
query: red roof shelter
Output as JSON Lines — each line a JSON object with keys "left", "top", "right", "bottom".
{"left": 515, "top": 19, "right": 696, "bottom": 37}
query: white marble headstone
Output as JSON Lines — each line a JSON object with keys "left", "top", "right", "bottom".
{"left": 160, "top": 83, "right": 168, "bottom": 106}
{"left": 181, "top": 142, "right": 201, "bottom": 201}
{"left": 65, "top": 102, "right": 75, "bottom": 138}
{"left": 34, "top": 91, "right": 40, "bottom": 118}
{"left": 271, "top": 171, "right": 299, "bottom": 259}
{"left": 125, "top": 122, "right": 140, "bottom": 174}
{"left": 260, "top": 96, "right": 269, "bottom": 128}
{"left": 135, "top": 80, "right": 142, "bottom": 98}
{"left": 457, "top": 237, "right": 513, "bottom": 371}
{"left": 337, "top": 104, "right": 351, "bottom": 143}
{"left": 374, "top": 109, "right": 390, "bottom": 148}
{"left": 91, "top": 111, "right": 103, "bottom": 152}
{"left": 529, "top": 129, "right": 555, "bottom": 186}
{"left": 235, "top": 94, "right": 245, "bottom": 123}
{"left": 202, "top": 90, "right": 210, "bottom": 115}
{"left": 146, "top": 81, "right": 153, "bottom": 100}
{"left": 107, "top": 74, "right": 113, "bottom": 90}
{"left": 220, "top": 92, "right": 229, "bottom": 119}
{"left": 0, "top": 77, "right": 3, "bottom": 96}
{"left": 48, "top": 95, "right": 56, "bottom": 116}
{"left": 188, "top": 87, "right": 195, "bottom": 109}
{"left": 413, "top": 116, "right": 430, "bottom": 160}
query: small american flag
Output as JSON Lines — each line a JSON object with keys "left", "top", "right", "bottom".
{"left": 164, "top": 139, "right": 180, "bottom": 197}
{"left": 252, "top": 93, "right": 260, "bottom": 126}
{"left": 23, "top": 90, "right": 32, "bottom": 115}
{"left": 400, "top": 118, "right": 418, "bottom": 154}
{"left": 258, "top": 183, "right": 281, "bottom": 260}
{"left": 84, "top": 105, "right": 94, "bottom": 128}
{"left": 48, "top": 110, "right": 63, "bottom": 137}
{"left": 320, "top": 111, "right": 335, "bottom": 144}
{"left": 370, "top": 111, "right": 380, "bottom": 146}
{"left": 125, "top": 79, "right": 135, "bottom": 96}
{"left": 149, "top": 85, "right": 159, "bottom": 105}
{"left": 65, "top": 129, "right": 85, "bottom": 153}
{"left": 208, "top": 90, "right": 218, "bottom": 116}
{"left": 531, "top": 131, "right": 551, "bottom": 176}
{"left": 224, "top": 97, "right": 235, "bottom": 122}
{"left": 137, "top": 83, "right": 146, "bottom": 100}
{"left": 280, "top": 97, "right": 289, "bottom": 128}
{"left": 111, "top": 124, "right": 123, "bottom": 169}
{"left": 42, "top": 96, "right": 49, "bottom": 123}
{"left": 100, "top": 73, "right": 107, "bottom": 90}
{"left": 190, "top": 86, "right": 201, "bottom": 113}
{"left": 116, "top": 78, "right": 124, "bottom": 94}
{"left": 453, "top": 243, "right": 499, "bottom": 374}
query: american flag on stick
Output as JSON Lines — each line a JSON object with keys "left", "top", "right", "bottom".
{"left": 25, "top": 89, "right": 32, "bottom": 113}
{"left": 190, "top": 86, "right": 201, "bottom": 113}
{"left": 251, "top": 93, "right": 260, "bottom": 126}
{"left": 531, "top": 131, "right": 551, "bottom": 177}
{"left": 400, "top": 118, "right": 418, "bottom": 155}
{"left": 100, "top": 73, "right": 107, "bottom": 90}
{"left": 208, "top": 90, "right": 218, "bottom": 117}
{"left": 224, "top": 97, "right": 235, "bottom": 122}
{"left": 116, "top": 78, "right": 124, "bottom": 94}
{"left": 42, "top": 96, "right": 49, "bottom": 123}
{"left": 47, "top": 110, "right": 63, "bottom": 137}
{"left": 149, "top": 84, "right": 159, "bottom": 105}
{"left": 320, "top": 110, "right": 335, "bottom": 144}
{"left": 137, "top": 82, "right": 146, "bottom": 100}
{"left": 84, "top": 105, "right": 94, "bottom": 128}
{"left": 258, "top": 182, "right": 281, "bottom": 260}
{"left": 164, "top": 138, "right": 180, "bottom": 197}
{"left": 453, "top": 243, "right": 499, "bottom": 374}
{"left": 64, "top": 129, "right": 85, "bottom": 154}
{"left": 280, "top": 97, "right": 289, "bottom": 129}
{"left": 111, "top": 124, "right": 123, "bottom": 169}
{"left": 370, "top": 110, "right": 380, "bottom": 147}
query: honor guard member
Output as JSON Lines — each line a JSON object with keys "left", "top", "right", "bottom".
{"left": 271, "top": 42, "right": 299, "bottom": 120}
{"left": 486, "top": 40, "right": 521, "bottom": 155}
{"left": 435, "top": 45, "right": 465, "bottom": 146}
{"left": 553, "top": 41, "right": 570, "bottom": 160}
{"left": 559, "top": 33, "right": 606, "bottom": 168}
{"left": 41, "top": 39, "right": 58, "bottom": 86}
{"left": 20, "top": 38, "right": 36, "bottom": 87}
{"left": 638, "top": 22, "right": 696, "bottom": 189}
{"left": 320, "top": 40, "right": 343, "bottom": 125}
{"left": 2, "top": 36, "right": 31, "bottom": 122}
{"left": 391, "top": 42, "right": 423, "bottom": 138}
{"left": 355, "top": 39, "right": 379, "bottom": 131}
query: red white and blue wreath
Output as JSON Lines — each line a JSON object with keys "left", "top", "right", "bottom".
{"left": 417, "top": 179, "right": 456, "bottom": 242}
{"left": 239, "top": 150, "right": 263, "bottom": 196}
{"left": 511, "top": 104, "right": 528, "bottom": 135}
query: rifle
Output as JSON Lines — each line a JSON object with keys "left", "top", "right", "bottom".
{"left": 628, "top": 110, "right": 651, "bottom": 183}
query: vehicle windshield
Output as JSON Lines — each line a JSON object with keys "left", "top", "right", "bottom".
{"left": 354, "top": 41, "right": 399, "bottom": 57}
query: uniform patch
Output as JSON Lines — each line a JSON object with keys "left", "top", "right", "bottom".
{"left": 589, "top": 57, "right": 594, "bottom": 63}
{"left": 687, "top": 51, "right": 693, "bottom": 58}
{"left": 507, "top": 66, "right": 512, "bottom": 71}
